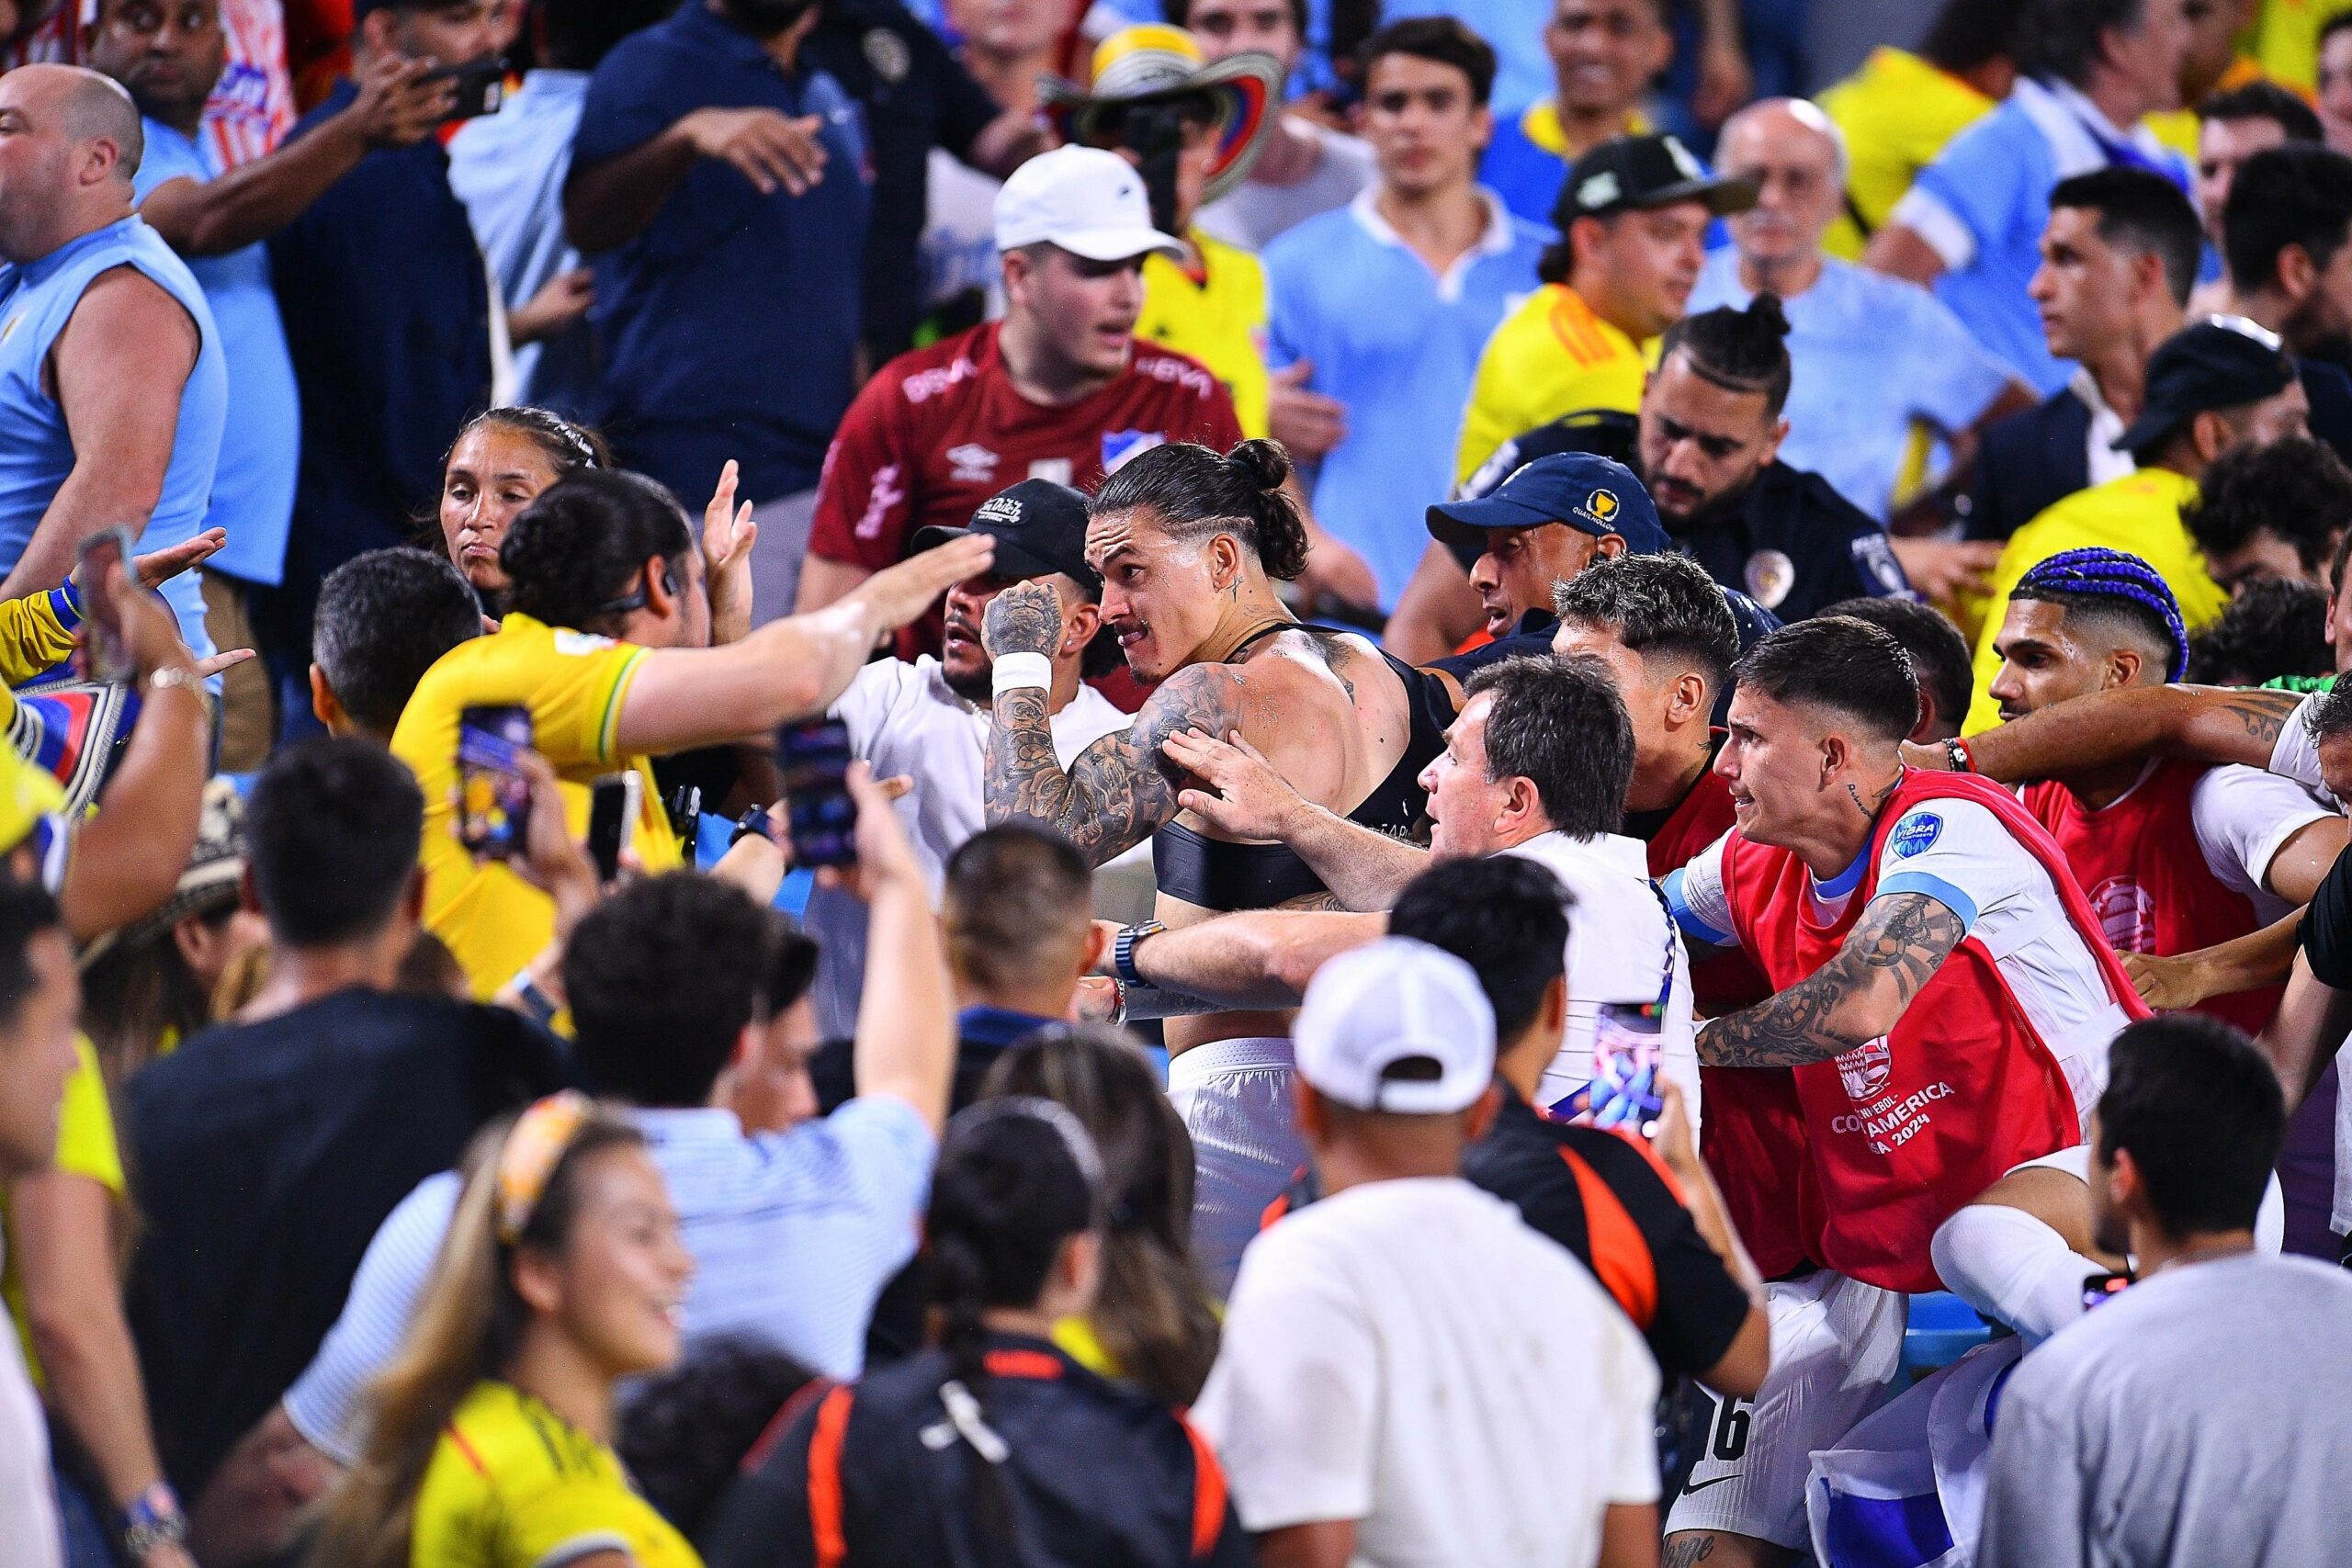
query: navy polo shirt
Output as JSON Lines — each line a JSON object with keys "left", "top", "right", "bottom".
{"left": 268, "top": 78, "right": 491, "bottom": 584}
{"left": 575, "top": 1, "right": 872, "bottom": 504}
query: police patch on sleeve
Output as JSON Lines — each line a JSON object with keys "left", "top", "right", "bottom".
{"left": 1888, "top": 812, "right": 1942, "bottom": 858}
{"left": 1850, "top": 531, "right": 1913, "bottom": 597}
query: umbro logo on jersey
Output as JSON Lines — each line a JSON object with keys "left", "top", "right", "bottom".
{"left": 947, "top": 444, "right": 1000, "bottom": 482}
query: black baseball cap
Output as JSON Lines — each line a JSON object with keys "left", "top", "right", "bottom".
{"left": 1427, "top": 454, "right": 1670, "bottom": 570}
{"left": 2112, "top": 316, "right": 2299, "bottom": 455}
{"left": 910, "top": 479, "right": 1101, "bottom": 592}
{"left": 1553, "top": 132, "right": 1757, "bottom": 229}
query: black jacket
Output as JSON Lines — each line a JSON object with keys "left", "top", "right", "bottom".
{"left": 1674, "top": 462, "right": 1912, "bottom": 623}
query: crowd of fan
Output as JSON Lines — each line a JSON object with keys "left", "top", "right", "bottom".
{"left": 3, "top": 0, "right": 2352, "bottom": 1563}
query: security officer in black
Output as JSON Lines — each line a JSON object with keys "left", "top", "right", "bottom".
{"left": 1637, "top": 294, "right": 1913, "bottom": 623}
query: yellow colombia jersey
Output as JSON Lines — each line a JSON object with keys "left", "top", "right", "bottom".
{"left": 2245, "top": 0, "right": 2352, "bottom": 92}
{"left": 1140, "top": 231, "right": 1271, "bottom": 439}
{"left": 1815, "top": 48, "right": 1994, "bottom": 260}
{"left": 1963, "top": 468, "right": 2228, "bottom": 734}
{"left": 391, "top": 612, "right": 683, "bottom": 999}
{"left": 3, "top": 1039, "right": 120, "bottom": 1388}
{"left": 411, "top": 1381, "right": 703, "bottom": 1568}
{"left": 1455, "top": 282, "right": 1648, "bottom": 486}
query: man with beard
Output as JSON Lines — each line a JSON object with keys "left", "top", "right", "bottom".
{"left": 1638, "top": 294, "right": 1914, "bottom": 623}
{"left": 799, "top": 479, "right": 1134, "bottom": 1035}
{"left": 565, "top": 0, "right": 872, "bottom": 617}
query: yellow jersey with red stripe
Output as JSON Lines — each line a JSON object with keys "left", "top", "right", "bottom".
{"left": 3, "top": 1039, "right": 120, "bottom": 1388}
{"left": 1455, "top": 282, "right": 1649, "bottom": 486}
{"left": 391, "top": 612, "right": 683, "bottom": 999}
{"left": 410, "top": 1381, "right": 702, "bottom": 1568}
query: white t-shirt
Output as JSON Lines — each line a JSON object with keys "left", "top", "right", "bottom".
{"left": 1671, "top": 795, "right": 2133, "bottom": 1119}
{"left": 2267, "top": 691, "right": 2343, "bottom": 811}
{"left": 1194, "top": 1178, "right": 1659, "bottom": 1568}
{"left": 1194, "top": 123, "right": 1379, "bottom": 253}
{"left": 1501, "top": 829, "right": 1701, "bottom": 1128}
{"left": 2183, "top": 764, "right": 2333, "bottom": 925}
{"left": 808, "top": 657, "right": 1134, "bottom": 1032}
{"left": 0, "top": 1243, "right": 60, "bottom": 1568}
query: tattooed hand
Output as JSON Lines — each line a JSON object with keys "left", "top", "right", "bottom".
{"left": 1698, "top": 891, "right": 1966, "bottom": 1067}
{"left": 981, "top": 579, "right": 1064, "bottom": 660}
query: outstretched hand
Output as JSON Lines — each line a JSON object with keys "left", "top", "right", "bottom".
{"left": 1161, "top": 727, "right": 1304, "bottom": 841}
{"left": 131, "top": 527, "right": 227, "bottom": 591}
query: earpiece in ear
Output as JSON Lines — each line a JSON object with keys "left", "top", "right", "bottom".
{"left": 661, "top": 566, "right": 679, "bottom": 596}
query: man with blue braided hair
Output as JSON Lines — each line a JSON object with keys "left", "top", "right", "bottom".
{"left": 1990, "top": 547, "right": 2345, "bottom": 1032}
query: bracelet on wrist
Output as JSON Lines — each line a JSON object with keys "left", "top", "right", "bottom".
{"left": 120, "top": 1481, "right": 186, "bottom": 1559}
{"left": 1940, "top": 737, "right": 1973, "bottom": 774}
{"left": 144, "top": 664, "right": 204, "bottom": 699}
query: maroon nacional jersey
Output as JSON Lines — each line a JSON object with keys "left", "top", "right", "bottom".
{"left": 807, "top": 321, "right": 1243, "bottom": 659}
{"left": 1637, "top": 751, "right": 1814, "bottom": 1279}
{"left": 2023, "top": 760, "right": 2285, "bottom": 1035}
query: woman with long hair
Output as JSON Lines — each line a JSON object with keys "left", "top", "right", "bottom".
{"left": 981, "top": 1024, "right": 1220, "bottom": 1405}
{"left": 435, "top": 407, "right": 612, "bottom": 606}
{"left": 308, "top": 1094, "right": 698, "bottom": 1568}
{"left": 390, "top": 468, "right": 988, "bottom": 996}
{"left": 697, "top": 1100, "right": 1250, "bottom": 1567}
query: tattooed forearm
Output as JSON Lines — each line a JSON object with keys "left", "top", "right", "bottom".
{"left": 1697, "top": 892, "right": 1965, "bottom": 1068}
{"left": 2211, "top": 688, "right": 2303, "bottom": 748}
{"left": 984, "top": 665, "right": 1244, "bottom": 865}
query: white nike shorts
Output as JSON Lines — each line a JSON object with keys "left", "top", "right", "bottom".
{"left": 1166, "top": 1036, "right": 1304, "bottom": 1296}
{"left": 1667, "top": 1269, "right": 1906, "bottom": 1548}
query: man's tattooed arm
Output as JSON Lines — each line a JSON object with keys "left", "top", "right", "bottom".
{"left": 1944, "top": 684, "right": 2304, "bottom": 784}
{"left": 985, "top": 662, "right": 1245, "bottom": 864}
{"left": 1697, "top": 892, "right": 1966, "bottom": 1068}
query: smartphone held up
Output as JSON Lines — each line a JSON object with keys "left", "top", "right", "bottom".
{"left": 775, "top": 717, "right": 856, "bottom": 870}
{"left": 456, "top": 705, "right": 533, "bottom": 860}
{"left": 76, "top": 525, "right": 137, "bottom": 685}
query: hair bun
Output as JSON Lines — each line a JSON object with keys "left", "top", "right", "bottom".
{"left": 1745, "top": 292, "right": 1792, "bottom": 342}
{"left": 1225, "top": 438, "right": 1292, "bottom": 493}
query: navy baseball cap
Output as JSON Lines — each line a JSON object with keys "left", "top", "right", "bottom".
{"left": 911, "top": 478, "right": 1100, "bottom": 592}
{"left": 2112, "top": 316, "right": 2298, "bottom": 456}
{"left": 1427, "top": 454, "right": 1671, "bottom": 570}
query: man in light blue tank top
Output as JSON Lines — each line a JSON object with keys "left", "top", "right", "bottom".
{"left": 85, "top": 0, "right": 450, "bottom": 619}
{"left": 0, "top": 64, "right": 225, "bottom": 658}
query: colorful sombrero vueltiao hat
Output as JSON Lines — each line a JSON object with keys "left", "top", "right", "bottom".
{"left": 1039, "top": 25, "right": 1283, "bottom": 206}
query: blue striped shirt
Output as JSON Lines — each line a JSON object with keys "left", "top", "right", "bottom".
{"left": 280, "top": 1099, "right": 933, "bottom": 1462}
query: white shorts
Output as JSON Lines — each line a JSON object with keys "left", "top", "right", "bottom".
{"left": 1166, "top": 1036, "right": 1303, "bottom": 1297}
{"left": 1668, "top": 1269, "right": 1905, "bottom": 1548}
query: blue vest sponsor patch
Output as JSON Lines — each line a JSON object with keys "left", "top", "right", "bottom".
{"left": 1889, "top": 812, "right": 1943, "bottom": 858}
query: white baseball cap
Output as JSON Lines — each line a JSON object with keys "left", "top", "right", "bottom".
{"left": 1295, "top": 938, "right": 1497, "bottom": 1115}
{"left": 993, "top": 145, "right": 1185, "bottom": 263}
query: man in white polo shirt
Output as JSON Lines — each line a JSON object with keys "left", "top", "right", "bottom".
{"left": 1194, "top": 936, "right": 1660, "bottom": 1568}
{"left": 806, "top": 478, "right": 1134, "bottom": 1032}
{"left": 1134, "top": 650, "right": 1701, "bottom": 1118}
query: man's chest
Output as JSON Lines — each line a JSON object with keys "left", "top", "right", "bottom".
{"left": 908, "top": 389, "right": 1184, "bottom": 508}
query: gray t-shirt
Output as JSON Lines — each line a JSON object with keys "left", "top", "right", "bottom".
{"left": 1195, "top": 121, "right": 1378, "bottom": 253}
{"left": 1979, "top": 1254, "right": 2352, "bottom": 1568}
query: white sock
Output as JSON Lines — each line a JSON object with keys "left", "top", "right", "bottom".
{"left": 1930, "top": 1203, "right": 2107, "bottom": 1347}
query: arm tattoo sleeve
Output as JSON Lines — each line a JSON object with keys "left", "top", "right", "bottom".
{"left": 984, "top": 665, "right": 1244, "bottom": 865}
{"left": 1697, "top": 892, "right": 1967, "bottom": 1068}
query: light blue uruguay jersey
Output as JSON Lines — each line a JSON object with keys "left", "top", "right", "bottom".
{"left": 1263, "top": 188, "right": 1550, "bottom": 609}
{"left": 279, "top": 1100, "right": 935, "bottom": 1462}
{"left": 135, "top": 118, "right": 300, "bottom": 589}
{"left": 1690, "top": 249, "right": 2019, "bottom": 521}
{"left": 0, "top": 214, "right": 223, "bottom": 653}
{"left": 1893, "top": 74, "right": 2191, "bottom": 397}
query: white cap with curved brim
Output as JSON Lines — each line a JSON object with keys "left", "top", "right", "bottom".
{"left": 994, "top": 145, "right": 1187, "bottom": 262}
{"left": 1295, "top": 938, "right": 1498, "bottom": 1116}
